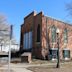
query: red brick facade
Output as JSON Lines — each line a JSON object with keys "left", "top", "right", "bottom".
{"left": 20, "top": 11, "right": 72, "bottom": 60}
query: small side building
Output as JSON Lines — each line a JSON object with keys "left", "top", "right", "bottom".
{"left": 20, "top": 11, "right": 72, "bottom": 60}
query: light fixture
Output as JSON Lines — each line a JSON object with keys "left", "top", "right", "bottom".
{"left": 56, "top": 28, "right": 60, "bottom": 34}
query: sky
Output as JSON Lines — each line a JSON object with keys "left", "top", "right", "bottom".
{"left": 0, "top": 0, "right": 72, "bottom": 43}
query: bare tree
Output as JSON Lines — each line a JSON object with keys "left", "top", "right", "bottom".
{"left": 66, "top": 1, "right": 72, "bottom": 16}
{"left": 0, "top": 14, "right": 11, "bottom": 51}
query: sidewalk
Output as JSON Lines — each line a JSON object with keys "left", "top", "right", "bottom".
{"left": 12, "top": 67, "right": 32, "bottom": 72}
{"left": 0, "top": 63, "right": 33, "bottom": 72}
{"left": 0, "top": 67, "right": 32, "bottom": 72}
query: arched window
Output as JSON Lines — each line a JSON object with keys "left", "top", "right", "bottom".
{"left": 37, "top": 24, "right": 40, "bottom": 42}
{"left": 64, "top": 28, "right": 68, "bottom": 43}
{"left": 51, "top": 25, "right": 56, "bottom": 43}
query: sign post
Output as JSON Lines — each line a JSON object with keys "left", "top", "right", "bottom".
{"left": 8, "top": 25, "right": 13, "bottom": 72}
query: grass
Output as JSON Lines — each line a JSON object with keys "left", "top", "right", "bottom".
{"left": 27, "top": 63, "right": 72, "bottom": 72}
{"left": 27, "top": 59, "right": 72, "bottom": 72}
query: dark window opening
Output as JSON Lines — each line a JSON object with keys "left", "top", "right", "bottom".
{"left": 63, "top": 50, "right": 70, "bottom": 58}
{"left": 49, "top": 49, "right": 58, "bottom": 60}
{"left": 37, "top": 24, "right": 40, "bottom": 42}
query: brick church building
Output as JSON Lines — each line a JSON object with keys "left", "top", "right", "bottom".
{"left": 20, "top": 11, "right": 72, "bottom": 60}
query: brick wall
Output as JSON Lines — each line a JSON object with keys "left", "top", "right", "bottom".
{"left": 20, "top": 11, "right": 72, "bottom": 60}
{"left": 42, "top": 16, "right": 72, "bottom": 59}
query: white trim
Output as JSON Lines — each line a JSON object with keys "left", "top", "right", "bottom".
{"left": 52, "top": 58, "right": 57, "bottom": 61}
{"left": 63, "top": 48, "right": 70, "bottom": 50}
{"left": 64, "top": 57, "right": 70, "bottom": 60}
{"left": 50, "top": 48, "right": 58, "bottom": 50}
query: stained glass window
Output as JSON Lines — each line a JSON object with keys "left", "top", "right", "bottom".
{"left": 51, "top": 25, "right": 56, "bottom": 43}
{"left": 64, "top": 28, "right": 68, "bottom": 43}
